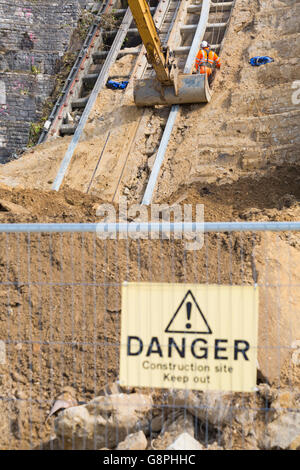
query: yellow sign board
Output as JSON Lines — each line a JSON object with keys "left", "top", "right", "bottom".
{"left": 119, "top": 283, "right": 259, "bottom": 392}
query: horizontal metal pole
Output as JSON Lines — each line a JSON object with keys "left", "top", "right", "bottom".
{"left": 107, "top": 22, "right": 227, "bottom": 36}
{"left": 181, "top": 22, "right": 227, "bottom": 33}
{"left": 174, "top": 44, "right": 220, "bottom": 54}
{"left": 0, "top": 222, "right": 299, "bottom": 233}
{"left": 188, "top": 2, "right": 234, "bottom": 13}
{"left": 113, "top": 7, "right": 155, "bottom": 16}
{"left": 93, "top": 44, "right": 221, "bottom": 60}
{"left": 93, "top": 48, "right": 140, "bottom": 59}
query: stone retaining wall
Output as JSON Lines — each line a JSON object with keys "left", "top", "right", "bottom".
{"left": 0, "top": 0, "right": 91, "bottom": 162}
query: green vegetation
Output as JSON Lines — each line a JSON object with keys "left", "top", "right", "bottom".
{"left": 31, "top": 65, "right": 41, "bottom": 75}
{"left": 28, "top": 121, "right": 43, "bottom": 147}
{"left": 77, "top": 10, "right": 95, "bottom": 40}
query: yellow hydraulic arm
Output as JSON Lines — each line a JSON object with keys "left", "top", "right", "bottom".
{"left": 127, "top": 0, "right": 175, "bottom": 86}
{"left": 127, "top": 0, "right": 210, "bottom": 106}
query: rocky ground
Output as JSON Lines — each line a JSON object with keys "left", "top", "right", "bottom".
{"left": 52, "top": 383, "right": 300, "bottom": 450}
{"left": 0, "top": 0, "right": 299, "bottom": 450}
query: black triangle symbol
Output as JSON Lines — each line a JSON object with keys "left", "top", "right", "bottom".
{"left": 165, "top": 290, "right": 212, "bottom": 334}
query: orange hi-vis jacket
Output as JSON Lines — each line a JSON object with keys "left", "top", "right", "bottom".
{"left": 195, "top": 48, "right": 221, "bottom": 75}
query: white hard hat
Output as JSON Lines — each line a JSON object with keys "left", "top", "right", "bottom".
{"left": 201, "top": 41, "right": 209, "bottom": 48}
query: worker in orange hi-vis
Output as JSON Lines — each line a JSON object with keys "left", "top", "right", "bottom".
{"left": 195, "top": 40, "right": 221, "bottom": 82}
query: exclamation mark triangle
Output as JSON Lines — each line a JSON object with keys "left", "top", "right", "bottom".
{"left": 165, "top": 290, "right": 212, "bottom": 334}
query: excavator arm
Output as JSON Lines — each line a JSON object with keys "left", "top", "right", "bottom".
{"left": 127, "top": 0, "right": 176, "bottom": 86}
{"left": 127, "top": 0, "right": 211, "bottom": 106}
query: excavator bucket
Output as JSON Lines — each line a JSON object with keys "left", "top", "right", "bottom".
{"left": 133, "top": 73, "right": 211, "bottom": 107}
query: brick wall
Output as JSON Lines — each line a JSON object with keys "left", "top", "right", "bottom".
{"left": 0, "top": 0, "right": 91, "bottom": 163}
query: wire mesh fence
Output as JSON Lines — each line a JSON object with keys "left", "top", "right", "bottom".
{"left": 0, "top": 223, "right": 299, "bottom": 450}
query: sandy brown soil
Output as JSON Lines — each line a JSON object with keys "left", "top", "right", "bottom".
{"left": 0, "top": 177, "right": 299, "bottom": 449}
{"left": 0, "top": 0, "right": 299, "bottom": 450}
{"left": 138, "top": 0, "right": 300, "bottom": 204}
{"left": 0, "top": 1, "right": 299, "bottom": 204}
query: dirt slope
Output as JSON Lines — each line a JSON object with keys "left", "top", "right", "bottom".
{"left": 0, "top": 1, "right": 299, "bottom": 205}
{"left": 148, "top": 0, "right": 300, "bottom": 204}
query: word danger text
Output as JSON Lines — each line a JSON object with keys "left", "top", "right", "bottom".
{"left": 127, "top": 336, "right": 250, "bottom": 360}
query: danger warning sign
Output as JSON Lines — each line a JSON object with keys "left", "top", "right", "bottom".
{"left": 165, "top": 290, "right": 212, "bottom": 334}
{"left": 119, "top": 283, "right": 259, "bottom": 392}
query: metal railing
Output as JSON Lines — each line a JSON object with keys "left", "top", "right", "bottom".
{"left": 38, "top": 0, "right": 116, "bottom": 145}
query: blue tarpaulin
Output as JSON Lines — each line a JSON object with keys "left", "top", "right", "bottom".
{"left": 249, "top": 56, "right": 274, "bottom": 66}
